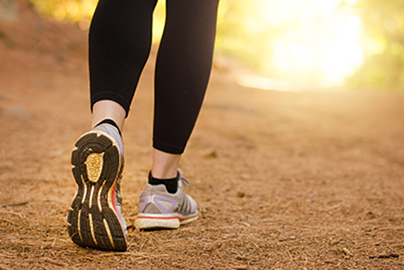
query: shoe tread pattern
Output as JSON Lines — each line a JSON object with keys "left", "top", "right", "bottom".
{"left": 67, "top": 132, "right": 127, "bottom": 251}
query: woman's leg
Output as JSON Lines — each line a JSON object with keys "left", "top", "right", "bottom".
{"left": 89, "top": 0, "right": 158, "bottom": 117}
{"left": 153, "top": 0, "right": 220, "bottom": 156}
{"left": 68, "top": 0, "right": 159, "bottom": 251}
{"left": 135, "top": 0, "right": 220, "bottom": 230}
{"left": 151, "top": 0, "right": 220, "bottom": 179}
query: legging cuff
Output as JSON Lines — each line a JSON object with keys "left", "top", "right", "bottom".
{"left": 153, "top": 141, "right": 185, "bottom": 155}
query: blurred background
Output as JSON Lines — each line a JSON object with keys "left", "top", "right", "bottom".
{"left": 5, "top": 0, "right": 404, "bottom": 92}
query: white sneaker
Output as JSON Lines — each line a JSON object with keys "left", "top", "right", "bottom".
{"left": 67, "top": 124, "right": 127, "bottom": 251}
{"left": 135, "top": 170, "right": 198, "bottom": 229}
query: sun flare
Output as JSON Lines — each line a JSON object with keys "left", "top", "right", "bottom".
{"left": 249, "top": 0, "right": 363, "bottom": 88}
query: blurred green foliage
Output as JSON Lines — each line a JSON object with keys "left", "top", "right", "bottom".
{"left": 216, "top": 0, "right": 275, "bottom": 72}
{"left": 28, "top": 0, "right": 271, "bottom": 69}
{"left": 26, "top": 0, "right": 404, "bottom": 90}
{"left": 347, "top": 0, "right": 404, "bottom": 90}
{"left": 29, "top": 0, "right": 95, "bottom": 22}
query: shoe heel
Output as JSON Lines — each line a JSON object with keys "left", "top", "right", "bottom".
{"left": 135, "top": 216, "right": 180, "bottom": 230}
{"left": 68, "top": 131, "right": 127, "bottom": 251}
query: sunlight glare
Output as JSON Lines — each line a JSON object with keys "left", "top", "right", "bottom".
{"left": 344, "top": 0, "right": 358, "bottom": 5}
{"left": 257, "top": 0, "right": 363, "bottom": 88}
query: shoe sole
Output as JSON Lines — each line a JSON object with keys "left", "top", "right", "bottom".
{"left": 135, "top": 213, "right": 198, "bottom": 229}
{"left": 67, "top": 131, "right": 127, "bottom": 251}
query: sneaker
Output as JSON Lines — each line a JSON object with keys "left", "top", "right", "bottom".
{"left": 67, "top": 124, "right": 127, "bottom": 251}
{"left": 135, "top": 170, "right": 199, "bottom": 229}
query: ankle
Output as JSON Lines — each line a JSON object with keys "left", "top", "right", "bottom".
{"left": 151, "top": 149, "right": 181, "bottom": 178}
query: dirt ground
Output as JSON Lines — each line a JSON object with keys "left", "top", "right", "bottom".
{"left": 1, "top": 2, "right": 404, "bottom": 269}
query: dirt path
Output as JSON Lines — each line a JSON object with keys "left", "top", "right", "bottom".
{"left": 1, "top": 2, "right": 404, "bottom": 269}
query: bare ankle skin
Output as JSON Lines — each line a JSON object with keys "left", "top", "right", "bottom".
{"left": 92, "top": 100, "right": 126, "bottom": 130}
{"left": 151, "top": 148, "right": 181, "bottom": 179}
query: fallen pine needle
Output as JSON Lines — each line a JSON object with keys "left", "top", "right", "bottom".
{"left": 342, "top": 248, "right": 353, "bottom": 256}
{"left": 1, "top": 201, "right": 28, "bottom": 208}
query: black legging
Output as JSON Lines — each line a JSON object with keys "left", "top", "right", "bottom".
{"left": 89, "top": 0, "right": 219, "bottom": 154}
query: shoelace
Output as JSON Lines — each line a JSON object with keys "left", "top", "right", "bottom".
{"left": 178, "top": 169, "right": 191, "bottom": 186}
{"left": 180, "top": 175, "right": 191, "bottom": 187}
